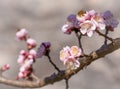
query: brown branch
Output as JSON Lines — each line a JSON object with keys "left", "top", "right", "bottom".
{"left": 0, "top": 38, "right": 120, "bottom": 88}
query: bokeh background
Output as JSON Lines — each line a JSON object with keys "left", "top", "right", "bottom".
{"left": 0, "top": 0, "right": 120, "bottom": 89}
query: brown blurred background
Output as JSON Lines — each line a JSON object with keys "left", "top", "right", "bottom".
{"left": 0, "top": 0, "right": 120, "bottom": 89}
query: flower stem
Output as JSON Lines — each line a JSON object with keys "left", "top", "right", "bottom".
{"left": 75, "top": 32, "right": 84, "bottom": 54}
{"left": 104, "top": 30, "right": 109, "bottom": 45}
{"left": 65, "top": 79, "right": 69, "bottom": 89}
{"left": 47, "top": 54, "right": 61, "bottom": 72}
{"left": 96, "top": 30, "right": 113, "bottom": 42}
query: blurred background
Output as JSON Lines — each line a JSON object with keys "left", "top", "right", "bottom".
{"left": 0, "top": 0, "right": 120, "bottom": 89}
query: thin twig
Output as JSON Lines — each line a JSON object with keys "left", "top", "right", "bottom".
{"left": 96, "top": 30, "right": 113, "bottom": 42}
{"left": 104, "top": 30, "right": 109, "bottom": 45}
{"left": 75, "top": 32, "right": 84, "bottom": 53}
{"left": 31, "top": 73, "right": 40, "bottom": 82}
{"left": 65, "top": 79, "right": 69, "bottom": 89}
{"left": 47, "top": 54, "right": 61, "bottom": 72}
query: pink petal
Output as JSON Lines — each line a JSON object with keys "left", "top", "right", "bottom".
{"left": 80, "top": 28, "right": 87, "bottom": 34}
{"left": 87, "top": 30, "right": 93, "bottom": 37}
{"left": 98, "top": 23, "right": 105, "bottom": 30}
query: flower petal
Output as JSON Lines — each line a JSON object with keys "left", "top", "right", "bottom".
{"left": 87, "top": 30, "right": 93, "bottom": 37}
{"left": 80, "top": 28, "right": 87, "bottom": 34}
{"left": 98, "top": 23, "right": 105, "bottom": 30}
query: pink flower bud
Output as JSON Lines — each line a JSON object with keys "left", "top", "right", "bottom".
{"left": 26, "top": 38, "right": 37, "bottom": 49}
{"left": 29, "top": 49, "right": 37, "bottom": 59}
{"left": 17, "top": 55, "right": 25, "bottom": 64}
{"left": 16, "top": 28, "right": 28, "bottom": 41}
{"left": 20, "top": 65, "right": 27, "bottom": 72}
{"left": 26, "top": 59, "right": 34, "bottom": 66}
{"left": 62, "top": 24, "right": 72, "bottom": 34}
{"left": 18, "top": 72, "right": 24, "bottom": 78}
{"left": 20, "top": 50, "right": 27, "bottom": 55}
{"left": 2, "top": 64, "right": 10, "bottom": 71}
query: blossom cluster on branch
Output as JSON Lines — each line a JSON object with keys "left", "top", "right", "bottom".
{"left": 16, "top": 28, "right": 37, "bottom": 79}
{"left": 0, "top": 10, "right": 119, "bottom": 89}
{"left": 62, "top": 10, "right": 118, "bottom": 37}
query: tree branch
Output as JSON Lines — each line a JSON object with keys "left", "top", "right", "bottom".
{"left": 0, "top": 38, "right": 120, "bottom": 88}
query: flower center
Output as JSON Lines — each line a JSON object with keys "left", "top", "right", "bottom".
{"left": 81, "top": 22, "right": 92, "bottom": 29}
{"left": 71, "top": 47, "right": 79, "bottom": 56}
{"left": 77, "top": 10, "right": 86, "bottom": 17}
{"left": 60, "top": 50, "right": 66, "bottom": 59}
{"left": 93, "top": 15, "right": 101, "bottom": 22}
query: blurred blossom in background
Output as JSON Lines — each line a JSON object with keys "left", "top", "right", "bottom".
{"left": 0, "top": 0, "right": 120, "bottom": 89}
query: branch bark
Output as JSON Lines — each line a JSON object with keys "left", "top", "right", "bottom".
{"left": 0, "top": 38, "right": 120, "bottom": 88}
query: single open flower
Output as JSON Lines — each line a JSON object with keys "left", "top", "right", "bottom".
{"left": 91, "top": 13, "right": 106, "bottom": 30}
{"left": 76, "top": 10, "right": 89, "bottom": 22}
{"left": 60, "top": 46, "right": 82, "bottom": 69}
{"left": 70, "top": 46, "right": 82, "bottom": 57}
{"left": 80, "top": 20, "right": 96, "bottom": 37}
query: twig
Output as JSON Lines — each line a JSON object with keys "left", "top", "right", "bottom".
{"left": 104, "top": 30, "right": 109, "bottom": 45}
{"left": 47, "top": 54, "right": 61, "bottom": 72}
{"left": 75, "top": 32, "right": 84, "bottom": 53}
{"left": 31, "top": 73, "right": 40, "bottom": 82}
{"left": 65, "top": 79, "right": 69, "bottom": 89}
{"left": 96, "top": 30, "right": 113, "bottom": 42}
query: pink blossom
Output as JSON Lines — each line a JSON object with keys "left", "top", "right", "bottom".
{"left": 27, "top": 38, "right": 37, "bottom": 49}
{"left": 17, "top": 55, "right": 25, "bottom": 64}
{"left": 17, "top": 49, "right": 35, "bottom": 79}
{"left": 18, "top": 72, "right": 24, "bottom": 78}
{"left": 87, "top": 10, "right": 96, "bottom": 17}
{"left": 20, "top": 65, "right": 26, "bottom": 72}
{"left": 18, "top": 69, "right": 31, "bottom": 78}
{"left": 29, "top": 49, "right": 37, "bottom": 59}
{"left": 62, "top": 14, "right": 79, "bottom": 34}
{"left": 91, "top": 13, "right": 105, "bottom": 30}
{"left": 16, "top": 28, "right": 28, "bottom": 41}
{"left": 62, "top": 24, "right": 73, "bottom": 34}
{"left": 25, "top": 59, "right": 33, "bottom": 67}
{"left": 70, "top": 46, "right": 82, "bottom": 57}
{"left": 60, "top": 46, "right": 81, "bottom": 69}
{"left": 76, "top": 10, "right": 89, "bottom": 22}
{"left": 20, "top": 50, "right": 27, "bottom": 56}
{"left": 2, "top": 64, "right": 10, "bottom": 71}
{"left": 18, "top": 58, "right": 33, "bottom": 79}
{"left": 60, "top": 46, "right": 70, "bottom": 64}
{"left": 79, "top": 20, "right": 96, "bottom": 37}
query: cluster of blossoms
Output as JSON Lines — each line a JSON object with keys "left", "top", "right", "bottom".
{"left": 60, "top": 46, "right": 81, "bottom": 69}
{"left": 16, "top": 28, "right": 37, "bottom": 79}
{"left": 60, "top": 10, "right": 119, "bottom": 69}
{"left": 62, "top": 10, "right": 119, "bottom": 37}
